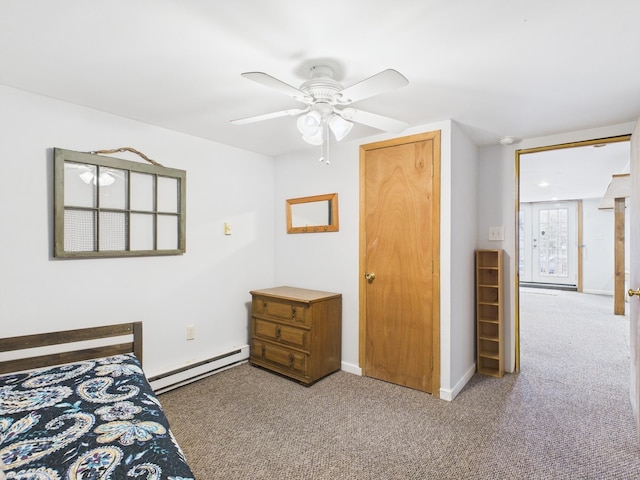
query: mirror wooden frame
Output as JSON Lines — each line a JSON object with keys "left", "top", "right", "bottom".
{"left": 286, "top": 193, "right": 339, "bottom": 234}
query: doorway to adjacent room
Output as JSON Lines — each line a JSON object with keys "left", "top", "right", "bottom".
{"left": 515, "top": 136, "right": 631, "bottom": 371}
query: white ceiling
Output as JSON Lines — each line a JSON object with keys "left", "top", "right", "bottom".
{"left": 0, "top": 0, "right": 639, "bottom": 158}
{"left": 520, "top": 140, "right": 630, "bottom": 203}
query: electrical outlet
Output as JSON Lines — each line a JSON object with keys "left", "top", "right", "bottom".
{"left": 186, "top": 325, "right": 195, "bottom": 340}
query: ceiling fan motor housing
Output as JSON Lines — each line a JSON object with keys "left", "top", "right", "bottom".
{"left": 299, "top": 65, "right": 344, "bottom": 105}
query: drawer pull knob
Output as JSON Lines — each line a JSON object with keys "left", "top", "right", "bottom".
{"left": 275, "top": 326, "right": 281, "bottom": 338}
{"left": 291, "top": 307, "right": 296, "bottom": 319}
{"left": 289, "top": 353, "right": 294, "bottom": 367}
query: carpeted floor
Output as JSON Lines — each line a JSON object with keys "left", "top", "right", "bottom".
{"left": 160, "top": 289, "right": 640, "bottom": 479}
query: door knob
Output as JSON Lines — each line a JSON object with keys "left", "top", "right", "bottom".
{"left": 629, "top": 288, "right": 640, "bottom": 297}
{"left": 364, "top": 272, "right": 376, "bottom": 283}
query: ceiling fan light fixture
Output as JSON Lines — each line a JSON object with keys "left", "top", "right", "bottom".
{"left": 302, "top": 128, "right": 324, "bottom": 145}
{"left": 339, "top": 107, "right": 356, "bottom": 121}
{"left": 328, "top": 114, "right": 353, "bottom": 141}
{"left": 296, "top": 111, "right": 322, "bottom": 137}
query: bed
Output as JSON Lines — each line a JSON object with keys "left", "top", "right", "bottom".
{"left": 0, "top": 322, "right": 195, "bottom": 479}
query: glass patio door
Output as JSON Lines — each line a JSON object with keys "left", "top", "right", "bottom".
{"left": 519, "top": 201, "right": 577, "bottom": 286}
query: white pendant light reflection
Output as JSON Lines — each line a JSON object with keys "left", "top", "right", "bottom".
{"left": 79, "top": 170, "right": 116, "bottom": 186}
{"left": 79, "top": 171, "right": 95, "bottom": 184}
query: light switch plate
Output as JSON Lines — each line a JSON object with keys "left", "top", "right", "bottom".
{"left": 186, "top": 325, "right": 195, "bottom": 340}
{"left": 489, "top": 226, "right": 504, "bottom": 241}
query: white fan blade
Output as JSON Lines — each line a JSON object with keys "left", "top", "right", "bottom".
{"left": 230, "top": 107, "right": 308, "bottom": 125}
{"left": 337, "top": 69, "right": 409, "bottom": 104}
{"left": 241, "top": 72, "right": 310, "bottom": 102}
{"left": 338, "top": 107, "right": 409, "bottom": 133}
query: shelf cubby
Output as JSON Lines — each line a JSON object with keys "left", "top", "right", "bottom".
{"left": 478, "top": 321, "right": 499, "bottom": 340}
{"left": 476, "top": 249, "right": 503, "bottom": 377}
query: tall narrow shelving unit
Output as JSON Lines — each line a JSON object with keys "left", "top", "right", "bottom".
{"left": 476, "top": 249, "right": 504, "bottom": 377}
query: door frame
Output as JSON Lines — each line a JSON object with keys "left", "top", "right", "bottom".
{"left": 629, "top": 120, "right": 640, "bottom": 440}
{"left": 358, "top": 131, "right": 441, "bottom": 395}
{"left": 514, "top": 135, "right": 631, "bottom": 371}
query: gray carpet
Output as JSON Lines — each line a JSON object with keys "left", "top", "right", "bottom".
{"left": 160, "top": 289, "right": 640, "bottom": 479}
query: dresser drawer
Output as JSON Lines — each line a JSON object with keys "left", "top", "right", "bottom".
{"left": 252, "top": 296, "right": 309, "bottom": 326}
{"left": 253, "top": 318, "right": 308, "bottom": 350}
{"left": 250, "top": 286, "right": 341, "bottom": 385}
{"left": 251, "top": 339, "right": 308, "bottom": 376}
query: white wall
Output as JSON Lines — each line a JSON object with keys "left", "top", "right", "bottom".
{"left": 477, "top": 144, "right": 515, "bottom": 370}
{"left": 477, "top": 122, "right": 636, "bottom": 371}
{"left": 0, "top": 85, "right": 275, "bottom": 377}
{"left": 273, "top": 120, "right": 479, "bottom": 400}
{"left": 582, "top": 197, "right": 615, "bottom": 295}
{"left": 273, "top": 139, "right": 361, "bottom": 372}
{"left": 444, "top": 122, "right": 479, "bottom": 399}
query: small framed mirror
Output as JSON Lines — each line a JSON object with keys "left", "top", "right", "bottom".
{"left": 286, "top": 193, "right": 339, "bottom": 233}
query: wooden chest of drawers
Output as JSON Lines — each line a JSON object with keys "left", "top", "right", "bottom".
{"left": 249, "top": 286, "right": 342, "bottom": 385}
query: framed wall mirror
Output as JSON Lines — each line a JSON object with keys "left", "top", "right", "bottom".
{"left": 286, "top": 193, "right": 339, "bottom": 233}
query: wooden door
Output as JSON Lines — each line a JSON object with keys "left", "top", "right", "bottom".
{"left": 359, "top": 131, "right": 440, "bottom": 394}
{"left": 629, "top": 119, "right": 640, "bottom": 440}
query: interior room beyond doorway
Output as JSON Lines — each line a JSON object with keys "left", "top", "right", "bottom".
{"left": 515, "top": 137, "right": 631, "bottom": 371}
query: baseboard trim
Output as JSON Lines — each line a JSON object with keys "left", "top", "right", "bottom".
{"left": 440, "top": 363, "right": 475, "bottom": 401}
{"left": 520, "top": 282, "right": 577, "bottom": 291}
{"left": 582, "top": 289, "right": 614, "bottom": 296}
{"left": 341, "top": 361, "right": 362, "bottom": 376}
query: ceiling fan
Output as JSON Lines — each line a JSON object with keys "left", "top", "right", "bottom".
{"left": 231, "top": 65, "right": 410, "bottom": 146}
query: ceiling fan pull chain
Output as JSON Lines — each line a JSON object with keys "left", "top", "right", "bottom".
{"left": 325, "top": 123, "right": 331, "bottom": 165}
{"left": 318, "top": 134, "right": 325, "bottom": 163}
{"left": 317, "top": 121, "right": 330, "bottom": 165}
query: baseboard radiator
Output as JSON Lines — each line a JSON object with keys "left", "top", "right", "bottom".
{"left": 149, "top": 345, "right": 249, "bottom": 394}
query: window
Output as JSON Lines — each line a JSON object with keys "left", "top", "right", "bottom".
{"left": 54, "top": 148, "right": 186, "bottom": 258}
{"left": 537, "top": 207, "right": 568, "bottom": 277}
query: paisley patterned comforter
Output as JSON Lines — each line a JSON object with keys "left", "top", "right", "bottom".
{"left": 0, "top": 354, "right": 194, "bottom": 479}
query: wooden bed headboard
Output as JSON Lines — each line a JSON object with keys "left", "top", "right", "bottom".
{"left": 0, "top": 321, "right": 143, "bottom": 375}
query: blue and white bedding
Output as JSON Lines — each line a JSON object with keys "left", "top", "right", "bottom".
{"left": 0, "top": 353, "right": 194, "bottom": 479}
